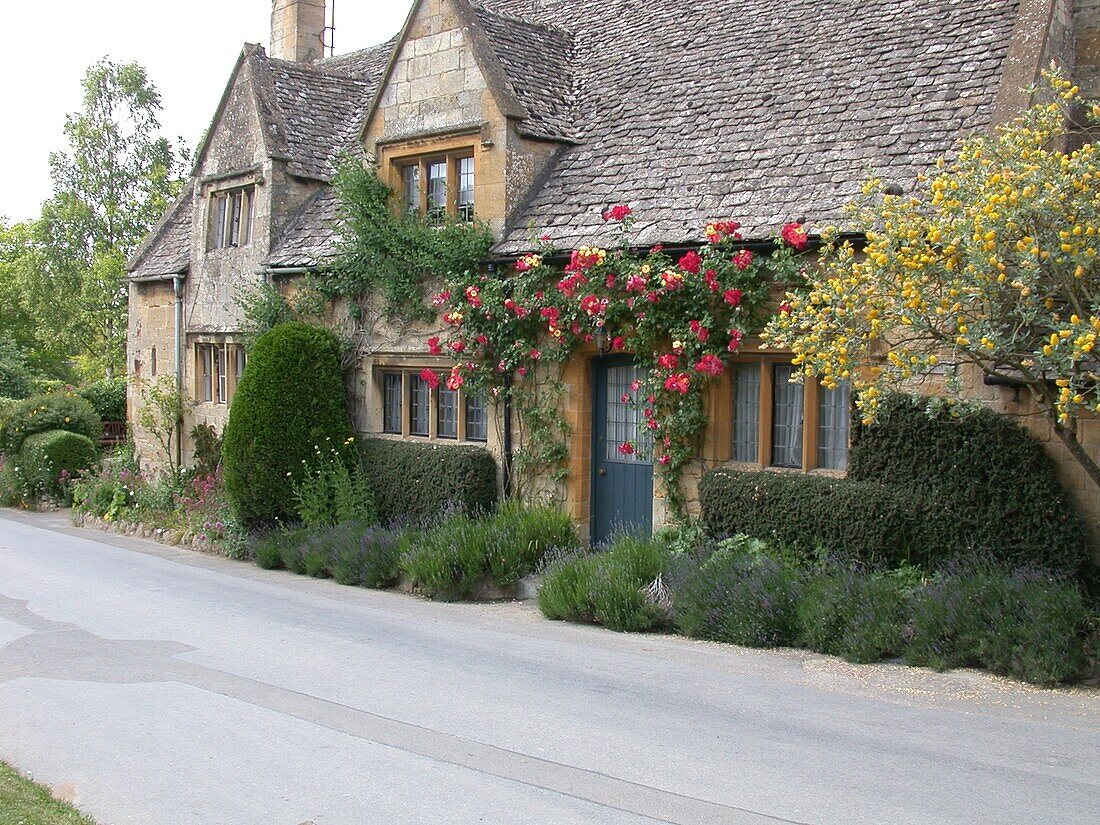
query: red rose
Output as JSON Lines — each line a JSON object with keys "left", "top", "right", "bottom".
{"left": 426, "top": 336, "right": 442, "bottom": 355}
{"left": 780, "top": 222, "right": 808, "bottom": 251}
{"left": 663, "top": 372, "right": 690, "bottom": 394}
{"left": 450, "top": 340, "right": 466, "bottom": 354}
{"left": 657, "top": 454, "right": 670, "bottom": 466}
{"left": 529, "top": 348, "right": 541, "bottom": 360}
{"left": 612, "top": 336, "right": 625, "bottom": 351}
{"left": 657, "top": 352, "right": 679, "bottom": 370}
{"left": 728, "top": 329, "right": 743, "bottom": 352}
{"left": 694, "top": 354, "right": 724, "bottom": 376}
{"left": 602, "top": 204, "right": 633, "bottom": 222}
{"left": 618, "top": 441, "right": 635, "bottom": 455}
{"left": 677, "top": 250, "right": 701, "bottom": 274}
{"left": 465, "top": 286, "right": 482, "bottom": 308}
{"left": 432, "top": 290, "right": 451, "bottom": 308}
{"left": 723, "top": 288, "right": 742, "bottom": 307}
{"left": 446, "top": 367, "right": 464, "bottom": 391}
{"left": 419, "top": 368, "right": 440, "bottom": 390}
{"left": 731, "top": 249, "right": 754, "bottom": 271}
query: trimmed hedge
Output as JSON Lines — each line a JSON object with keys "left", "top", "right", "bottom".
{"left": 699, "top": 470, "right": 919, "bottom": 568}
{"left": 360, "top": 438, "right": 498, "bottom": 526}
{"left": 700, "top": 393, "right": 1091, "bottom": 577}
{"left": 222, "top": 322, "right": 354, "bottom": 527}
{"left": 78, "top": 379, "right": 126, "bottom": 423}
{"left": 0, "top": 393, "right": 102, "bottom": 455}
{"left": 20, "top": 430, "right": 98, "bottom": 496}
{"left": 849, "top": 394, "right": 1090, "bottom": 574}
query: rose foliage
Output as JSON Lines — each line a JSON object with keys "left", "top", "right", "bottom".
{"left": 429, "top": 213, "right": 811, "bottom": 515}
{"left": 764, "top": 72, "right": 1100, "bottom": 489}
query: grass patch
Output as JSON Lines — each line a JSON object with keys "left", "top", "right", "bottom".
{"left": 0, "top": 761, "right": 96, "bottom": 825}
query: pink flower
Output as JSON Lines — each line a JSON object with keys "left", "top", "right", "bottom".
{"left": 625, "top": 274, "right": 647, "bottom": 292}
{"left": 603, "top": 204, "right": 633, "bottom": 222}
{"left": 618, "top": 441, "right": 635, "bottom": 455}
{"left": 657, "top": 454, "right": 670, "bottom": 466}
{"left": 604, "top": 272, "right": 616, "bottom": 289}
{"left": 664, "top": 372, "right": 690, "bottom": 394}
{"left": 517, "top": 366, "right": 528, "bottom": 377}
{"left": 620, "top": 393, "right": 630, "bottom": 404}
{"left": 677, "top": 251, "right": 701, "bottom": 274}
{"left": 450, "top": 340, "right": 466, "bottom": 354}
{"left": 579, "top": 294, "right": 607, "bottom": 317}
{"left": 419, "top": 368, "right": 440, "bottom": 390}
{"left": 426, "top": 336, "right": 442, "bottom": 355}
{"left": 432, "top": 290, "right": 451, "bottom": 308}
{"left": 540, "top": 233, "right": 551, "bottom": 242}
{"left": 611, "top": 336, "right": 625, "bottom": 351}
{"left": 475, "top": 334, "right": 488, "bottom": 345}
{"left": 731, "top": 249, "right": 754, "bottom": 270}
{"left": 529, "top": 348, "right": 542, "bottom": 360}
{"left": 723, "top": 288, "right": 742, "bottom": 307}
{"left": 780, "top": 222, "right": 808, "bottom": 251}
{"left": 657, "top": 352, "right": 679, "bottom": 370}
{"left": 464, "top": 286, "right": 482, "bottom": 308}
{"left": 629, "top": 379, "right": 642, "bottom": 392}
{"left": 645, "top": 290, "right": 661, "bottom": 304}
{"left": 694, "top": 354, "right": 724, "bottom": 376}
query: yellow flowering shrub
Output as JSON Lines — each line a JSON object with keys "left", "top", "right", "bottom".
{"left": 765, "top": 71, "right": 1100, "bottom": 489}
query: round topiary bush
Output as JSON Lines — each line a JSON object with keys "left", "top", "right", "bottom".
{"left": 0, "top": 393, "right": 102, "bottom": 455}
{"left": 222, "top": 321, "right": 353, "bottom": 527}
{"left": 20, "top": 429, "right": 99, "bottom": 497}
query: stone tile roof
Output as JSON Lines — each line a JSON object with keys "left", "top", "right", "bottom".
{"left": 266, "top": 40, "right": 393, "bottom": 181}
{"left": 267, "top": 187, "right": 343, "bottom": 268}
{"left": 477, "top": 0, "right": 1020, "bottom": 253}
{"left": 128, "top": 183, "right": 194, "bottom": 279}
{"left": 471, "top": 6, "right": 578, "bottom": 142}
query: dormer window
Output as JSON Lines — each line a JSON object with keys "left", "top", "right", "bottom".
{"left": 210, "top": 186, "right": 254, "bottom": 249}
{"left": 397, "top": 151, "right": 475, "bottom": 224}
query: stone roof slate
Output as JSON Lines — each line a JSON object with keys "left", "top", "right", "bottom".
{"left": 128, "top": 182, "right": 194, "bottom": 279}
{"left": 471, "top": 6, "right": 578, "bottom": 142}
{"left": 476, "top": 0, "right": 1020, "bottom": 253}
{"left": 267, "top": 187, "right": 343, "bottom": 268}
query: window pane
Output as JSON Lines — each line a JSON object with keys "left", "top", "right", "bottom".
{"left": 200, "top": 346, "right": 213, "bottom": 403}
{"left": 818, "top": 381, "right": 851, "bottom": 470}
{"left": 235, "top": 347, "right": 246, "bottom": 383}
{"left": 229, "top": 192, "right": 243, "bottom": 246}
{"left": 382, "top": 373, "right": 402, "bottom": 434}
{"left": 732, "top": 363, "right": 760, "bottom": 462}
{"left": 605, "top": 364, "right": 652, "bottom": 463}
{"left": 409, "top": 375, "right": 430, "bottom": 436}
{"left": 457, "top": 156, "right": 474, "bottom": 222}
{"left": 216, "top": 346, "right": 227, "bottom": 404}
{"left": 242, "top": 190, "right": 253, "bottom": 246}
{"left": 214, "top": 196, "right": 227, "bottom": 248}
{"left": 437, "top": 385, "right": 458, "bottom": 439}
{"left": 151, "top": 346, "right": 157, "bottom": 378}
{"left": 465, "top": 393, "right": 488, "bottom": 442}
{"left": 771, "top": 364, "right": 803, "bottom": 468}
{"left": 402, "top": 165, "right": 420, "bottom": 214}
{"left": 427, "top": 161, "right": 447, "bottom": 223}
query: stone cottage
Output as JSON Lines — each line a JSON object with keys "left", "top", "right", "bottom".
{"left": 128, "top": 0, "right": 1100, "bottom": 544}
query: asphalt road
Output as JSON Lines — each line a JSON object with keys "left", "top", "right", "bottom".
{"left": 0, "top": 509, "right": 1097, "bottom": 825}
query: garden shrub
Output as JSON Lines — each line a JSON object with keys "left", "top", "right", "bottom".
{"left": 19, "top": 430, "right": 98, "bottom": 500}
{"left": 222, "top": 322, "right": 354, "bottom": 527}
{"left": 906, "top": 567, "right": 1088, "bottom": 685}
{"left": 402, "top": 512, "right": 490, "bottom": 600}
{"left": 327, "top": 523, "right": 405, "bottom": 588}
{"left": 538, "top": 535, "right": 669, "bottom": 632}
{"left": 0, "top": 455, "right": 29, "bottom": 507}
{"left": 189, "top": 423, "right": 223, "bottom": 478}
{"left": 485, "top": 501, "right": 580, "bottom": 587}
{"left": 0, "top": 392, "right": 101, "bottom": 455}
{"left": 699, "top": 470, "right": 917, "bottom": 569}
{"left": 292, "top": 442, "right": 376, "bottom": 528}
{"left": 672, "top": 539, "right": 803, "bottom": 647}
{"left": 78, "top": 379, "right": 126, "bottom": 422}
{"left": 850, "top": 394, "right": 1091, "bottom": 575}
{"left": 795, "top": 569, "right": 907, "bottom": 663}
{"left": 360, "top": 438, "right": 498, "bottom": 526}
{"left": 0, "top": 397, "right": 18, "bottom": 431}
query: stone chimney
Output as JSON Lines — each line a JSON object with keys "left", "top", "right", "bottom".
{"left": 270, "top": 0, "right": 326, "bottom": 62}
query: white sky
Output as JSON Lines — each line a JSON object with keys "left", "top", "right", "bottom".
{"left": 0, "top": 1, "right": 411, "bottom": 223}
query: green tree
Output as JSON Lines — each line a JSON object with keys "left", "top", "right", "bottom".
{"left": 25, "top": 59, "right": 188, "bottom": 380}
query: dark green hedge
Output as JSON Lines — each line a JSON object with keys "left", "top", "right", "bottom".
{"left": 699, "top": 470, "right": 919, "bottom": 568}
{"left": 222, "top": 322, "right": 353, "bottom": 527}
{"left": 78, "top": 379, "right": 126, "bottom": 422}
{"left": 700, "top": 393, "right": 1091, "bottom": 577}
{"left": 21, "top": 429, "right": 98, "bottom": 496}
{"left": 360, "top": 438, "right": 498, "bottom": 526}
{"left": 0, "top": 393, "right": 102, "bottom": 455}
{"left": 850, "top": 394, "right": 1090, "bottom": 574}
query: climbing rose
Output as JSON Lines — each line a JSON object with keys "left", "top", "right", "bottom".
{"left": 446, "top": 367, "right": 464, "bottom": 391}
{"left": 625, "top": 274, "right": 647, "bottom": 292}
{"left": 694, "top": 354, "right": 724, "bottom": 376}
{"left": 664, "top": 373, "right": 690, "bottom": 394}
{"left": 529, "top": 348, "right": 542, "bottom": 360}
{"left": 443, "top": 311, "right": 463, "bottom": 326}
{"left": 432, "top": 290, "right": 451, "bottom": 308}
{"left": 689, "top": 320, "right": 709, "bottom": 342}
{"left": 426, "top": 336, "right": 442, "bottom": 355}
{"left": 579, "top": 294, "right": 607, "bottom": 316}
{"left": 602, "top": 204, "right": 633, "bottom": 222}
{"left": 780, "top": 222, "right": 808, "bottom": 250}
{"left": 661, "top": 270, "right": 684, "bottom": 290}
{"left": 419, "top": 369, "right": 440, "bottom": 390}
{"left": 612, "top": 336, "right": 625, "bottom": 351}
{"left": 723, "top": 288, "right": 742, "bottom": 307}
{"left": 657, "top": 454, "right": 671, "bottom": 466}
{"left": 450, "top": 340, "right": 466, "bottom": 354}
{"left": 703, "top": 268, "right": 719, "bottom": 291}
{"left": 678, "top": 251, "right": 701, "bottom": 274}
{"left": 728, "top": 329, "right": 743, "bottom": 351}
{"left": 731, "top": 249, "right": 754, "bottom": 270}
{"left": 779, "top": 301, "right": 792, "bottom": 314}
{"left": 657, "top": 352, "right": 679, "bottom": 370}
{"left": 705, "top": 220, "right": 742, "bottom": 243}
{"left": 630, "top": 379, "right": 642, "bottom": 392}
{"left": 565, "top": 246, "right": 606, "bottom": 273}
{"left": 514, "top": 254, "right": 542, "bottom": 272}
{"left": 465, "top": 286, "right": 482, "bottom": 308}
{"left": 618, "top": 441, "right": 635, "bottom": 455}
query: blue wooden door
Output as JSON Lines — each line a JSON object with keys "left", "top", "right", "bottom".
{"left": 591, "top": 357, "right": 654, "bottom": 545}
